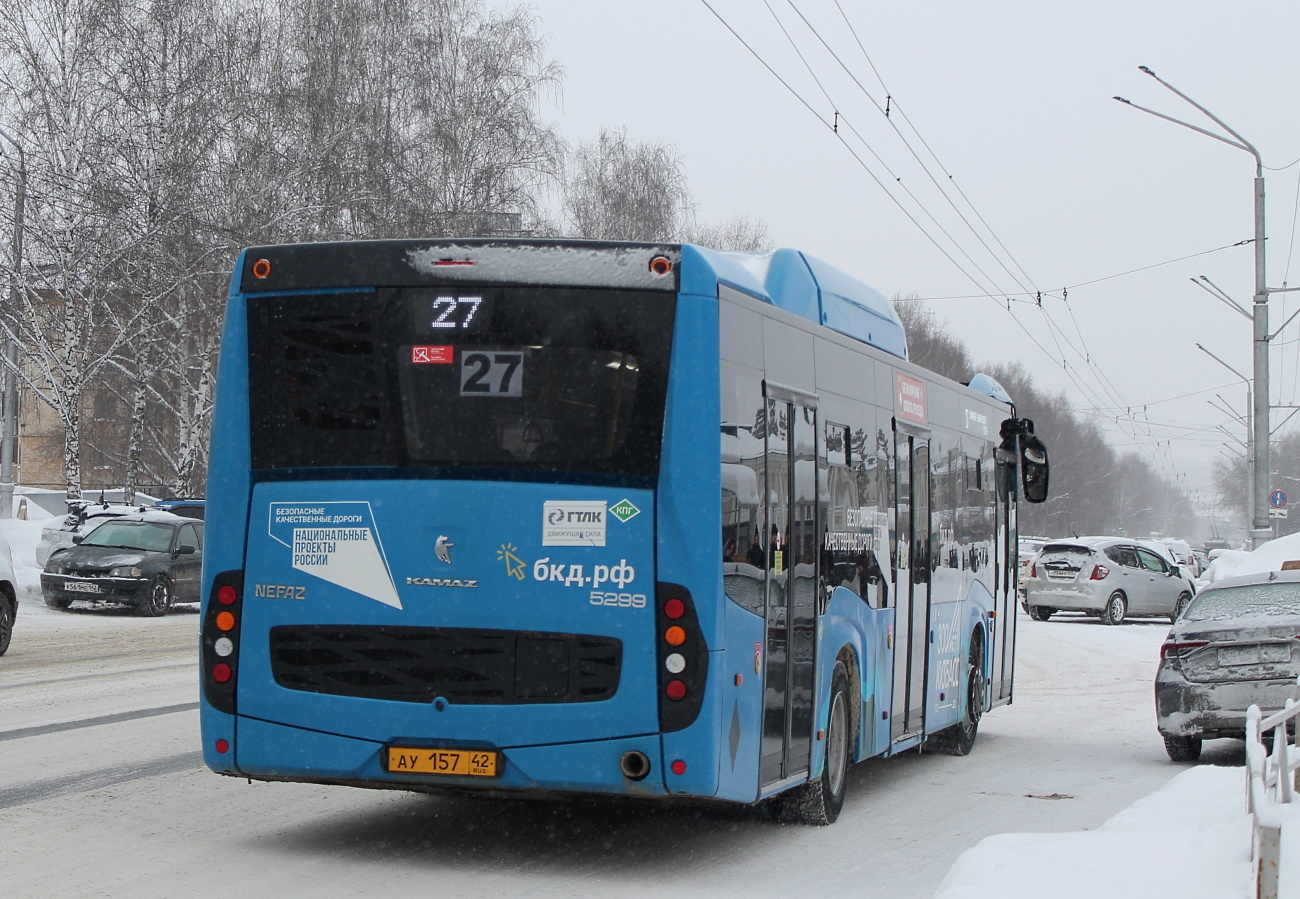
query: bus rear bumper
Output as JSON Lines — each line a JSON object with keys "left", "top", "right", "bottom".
{"left": 228, "top": 716, "right": 672, "bottom": 797}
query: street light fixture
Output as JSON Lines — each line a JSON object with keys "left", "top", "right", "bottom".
{"left": 0, "top": 123, "right": 23, "bottom": 522}
{"left": 1117, "top": 66, "right": 1275, "bottom": 547}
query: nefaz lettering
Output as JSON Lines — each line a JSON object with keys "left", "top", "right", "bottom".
{"left": 542, "top": 500, "right": 608, "bottom": 546}
{"left": 406, "top": 577, "right": 478, "bottom": 588}
{"left": 254, "top": 583, "right": 307, "bottom": 600}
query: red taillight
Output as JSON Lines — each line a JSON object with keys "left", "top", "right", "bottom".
{"left": 664, "top": 597, "right": 685, "bottom": 620}
{"left": 217, "top": 585, "right": 237, "bottom": 605}
{"left": 670, "top": 759, "right": 687, "bottom": 775}
{"left": 215, "top": 739, "right": 229, "bottom": 754}
{"left": 1161, "top": 640, "right": 1209, "bottom": 660}
{"left": 1090, "top": 564, "right": 1110, "bottom": 581}
{"left": 212, "top": 663, "right": 232, "bottom": 683}
{"left": 665, "top": 679, "right": 687, "bottom": 701}
{"left": 1030, "top": 561, "right": 1037, "bottom": 578}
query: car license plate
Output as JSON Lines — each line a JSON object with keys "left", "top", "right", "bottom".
{"left": 383, "top": 746, "right": 499, "bottom": 777}
{"left": 64, "top": 581, "right": 101, "bottom": 593}
{"left": 1046, "top": 570, "right": 1075, "bottom": 581}
{"left": 1220, "top": 645, "right": 1290, "bottom": 666}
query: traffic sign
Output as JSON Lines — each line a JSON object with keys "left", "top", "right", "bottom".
{"left": 1270, "top": 490, "right": 1288, "bottom": 509}
{"left": 1270, "top": 508, "right": 1288, "bottom": 519}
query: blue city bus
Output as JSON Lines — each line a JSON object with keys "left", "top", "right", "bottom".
{"left": 200, "top": 239, "right": 1049, "bottom": 824}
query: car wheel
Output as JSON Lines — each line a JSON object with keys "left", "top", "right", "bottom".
{"left": 1171, "top": 592, "right": 1192, "bottom": 624}
{"left": 929, "top": 633, "right": 985, "bottom": 756}
{"left": 783, "top": 661, "right": 852, "bottom": 825}
{"left": 1028, "top": 606, "right": 1054, "bottom": 622}
{"left": 1100, "top": 591, "right": 1127, "bottom": 625}
{"left": 142, "top": 576, "right": 174, "bottom": 617}
{"left": 44, "top": 595, "right": 72, "bottom": 611}
{"left": 1163, "top": 733, "right": 1202, "bottom": 762}
{"left": 0, "top": 598, "right": 12, "bottom": 656}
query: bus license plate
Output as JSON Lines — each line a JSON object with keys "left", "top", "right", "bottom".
{"left": 384, "top": 746, "right": 499, "bottom": 777}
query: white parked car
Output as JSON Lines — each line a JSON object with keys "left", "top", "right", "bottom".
{"left": 0, "top": 527, "right": 17, "bottom": 655}
{"left": 35, "top": 500, "right": 142, "bottom": 567}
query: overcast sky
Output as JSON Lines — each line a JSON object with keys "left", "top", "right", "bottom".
{"left": 498, "top": 0, "right": 1300, "bottom": 503}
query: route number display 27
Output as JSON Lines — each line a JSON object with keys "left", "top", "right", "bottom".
{"left": 460, "top": 351, "right": 523, "bottom": 397}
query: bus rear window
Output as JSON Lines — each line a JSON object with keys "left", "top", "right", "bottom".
{"left": 247, "top": 287, "right": 674, "bottom": 477}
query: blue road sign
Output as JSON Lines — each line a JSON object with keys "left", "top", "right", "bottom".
{"left": 1269, "top": 490, "right": 1288, "bottom": 509}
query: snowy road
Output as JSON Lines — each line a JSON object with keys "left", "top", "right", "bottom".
{"left": 1, "top": 603, "right": 1223, "bottom": 898}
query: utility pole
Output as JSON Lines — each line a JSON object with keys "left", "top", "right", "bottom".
{"left": 0, "top": 124, "right": 23, "bottom": 521}
{"left": 1116, "top": 67, "right": 1281, "bottom": 547}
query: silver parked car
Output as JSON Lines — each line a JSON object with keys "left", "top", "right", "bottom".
{"left": 1155, "top": 568, "right": 1300, "bottom": 761}
{"left": 1024, "top": 536, "right": 1196, "bottom": 624}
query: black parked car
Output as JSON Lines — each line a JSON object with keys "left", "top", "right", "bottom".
{"left": 41, "top": 511, "right": 204, "bottom": 616}
{"left": 1156, "top": 568, "right": 1300, "bottom": 761}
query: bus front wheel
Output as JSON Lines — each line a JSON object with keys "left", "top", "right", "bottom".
{"left": 929, "top": 634, "right": 984, "bottom": 756}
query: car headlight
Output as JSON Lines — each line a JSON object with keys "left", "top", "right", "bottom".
{"left": 45, "top": 561, "right": 63, "bottom": 574}
{"left": 110, "top": 565, "right": 143, "bottom": 578}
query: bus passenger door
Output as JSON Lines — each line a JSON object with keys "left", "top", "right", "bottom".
{"left": 760, "top": 392, "right": 818, "bottom": 790}
{"left": 989, "top": 451, "right": 1017, "bottom": 707}
{"left": 891, "top": 429, "right": 931, "bottom": 742}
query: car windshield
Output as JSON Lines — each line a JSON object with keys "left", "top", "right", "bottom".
{"left": 80, "top": 521, "right": 173, "bottom": 553}
{"left": 1182, "top": 581, "right": 1300, "bottom": 622}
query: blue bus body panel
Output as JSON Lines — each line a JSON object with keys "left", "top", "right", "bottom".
{"left": 653, "top": 267, "right": 726, "bottom": 797}
{"left": 233, "top": 479, "right": 660, "bottom": 776}
{"left": 682, "top": 244, "right": 908, "bottom": 360}
{"left": 201, "top": 254, "right": 254, "bottom": 772}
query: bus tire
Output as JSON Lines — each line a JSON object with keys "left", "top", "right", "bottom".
{"left": 787, "top": 661, "right": 852, "bottom": 826}
{"left": 929, "top": 632, "right": 984, "bottom": 757}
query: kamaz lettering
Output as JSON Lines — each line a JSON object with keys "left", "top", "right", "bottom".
{"left": 406, "top": 577, "right": 478, "bottom": 588}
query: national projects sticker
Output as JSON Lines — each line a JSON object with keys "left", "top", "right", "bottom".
{"left": 269, "top": 502, "right": 401, "bottom": 609}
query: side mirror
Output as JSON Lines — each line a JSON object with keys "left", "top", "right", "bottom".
{"left": 72, "top": 534, "right": 83, "bottom": 544}
{"left": 175, "top": 544, "right": 196, "bottom": 555}
{"left": 1169, "top": 565, "right": 1180, "bottom": 577}
{"left": 1021, "top": 435, "right": 1049, "bottom": 504}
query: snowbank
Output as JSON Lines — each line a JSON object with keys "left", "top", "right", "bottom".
{"left": 1199, "top": 530, "right": 1300, "bottom": 586}
{"left": 935, "top": 765, "right": 1252, "bottom": 898}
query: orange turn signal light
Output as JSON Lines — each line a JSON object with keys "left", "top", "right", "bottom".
{"left": 216, "top": 610, "right": 236, "bottom": 631}
{"left": 251, "top": 258, "right": 272, "bottom": 279}
{"left": 665, "top": 625, "right": 686, "bottom": 647}
{"left": 649, "top": 255, "right": 672, "bottom": 276}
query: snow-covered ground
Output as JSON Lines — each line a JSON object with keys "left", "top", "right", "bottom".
{"left": 5, "top": 512, "right": 1292, "bottom": 896}
{"left": 936, "top": 765, "right": 1252, "bottom": 897}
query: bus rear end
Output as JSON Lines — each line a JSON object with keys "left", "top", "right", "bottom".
{"left": 200, "top": 241, "right": 716, "bottom": 799}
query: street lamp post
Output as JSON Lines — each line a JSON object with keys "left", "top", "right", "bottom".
{"left": 0, "top": 124, "right": 23, "bottom": 522}
{"left": 1197, "top": 343, "right": 1253, "bottom": 538}
{"left": 1116, "top": 66, "right": 1273, "bottom": 548}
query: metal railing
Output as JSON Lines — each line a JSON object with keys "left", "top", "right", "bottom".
{"left": 1245, "top": 680, "right": 1300, "bottom": 899}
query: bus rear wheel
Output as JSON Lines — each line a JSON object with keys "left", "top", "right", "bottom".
{"left": 785, "top": 661, "right": 852, "bottom": 825}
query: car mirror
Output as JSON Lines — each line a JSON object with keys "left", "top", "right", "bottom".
{"left": 72, "top": 534, "right": 83, "bottom": 544}
{"left": 1169, "top": 565, "right": 1180, "bottom": 577}
{"left": 175, "top": 544, "right": 197, "bottom": 555}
